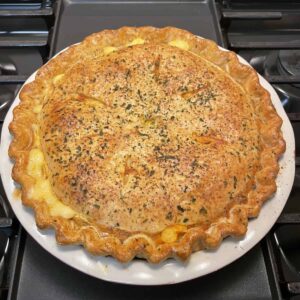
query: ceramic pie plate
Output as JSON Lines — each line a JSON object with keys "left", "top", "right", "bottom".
{"left": 0, "top": 39, "right": 295, "bottom": 285}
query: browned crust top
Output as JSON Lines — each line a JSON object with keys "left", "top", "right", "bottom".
{"left": 9, "top": 26, "right": 285, "bottom": 263}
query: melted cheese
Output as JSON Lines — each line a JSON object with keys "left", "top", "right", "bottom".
{"left": 33, "top": 105, "right": 42, "bottom": 114}
{"left": 31, "top": 125, "right": 41, "bottom": 147}
{"left": 127, "top": 38, "right": 145, "bottom": 46}
{"left": 161, "top": 225, "right": 187, "bottom": 243}
{"left": 52, "top": 73, "right": 65, "bottom": 85}
{"left": 161, "top": 227, "right": 178, "bottom": 243}
{"left": 103, "top": 46, "right": 117, "bottom": 55}
{"left": 169, "top": 39, "right": 189, "bottom": 51}
{"left": 28, "top": 148, "right": 44, "bottom": 177}
{"left": 27, "top": 148, "right": 76, "bottom": 219}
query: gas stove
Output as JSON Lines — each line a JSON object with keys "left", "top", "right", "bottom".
{"left": 0, "top": 1, "right": 299, "bottom": 299}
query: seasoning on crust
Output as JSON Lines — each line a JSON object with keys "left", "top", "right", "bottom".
{"left": 9, "top": 27, "right": 285, "bottom": 263}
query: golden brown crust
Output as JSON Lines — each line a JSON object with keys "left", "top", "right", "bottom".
{"left": 9, "top": 26, "right": 285, "bottom": 263}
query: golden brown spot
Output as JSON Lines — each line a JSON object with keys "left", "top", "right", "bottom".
{"left": 192, "top": 134, "right": 225, "bottom": 145}
{"left": 13, "top": 188, "right": 21, "bottom": 199}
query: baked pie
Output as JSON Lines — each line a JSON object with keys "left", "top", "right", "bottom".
{"left": 9, "top": 27, "right": 285, "bottom": 263}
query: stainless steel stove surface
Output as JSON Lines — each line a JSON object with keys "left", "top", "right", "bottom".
{"left": 0, "top": 1, "right": 299, "bottom": 299}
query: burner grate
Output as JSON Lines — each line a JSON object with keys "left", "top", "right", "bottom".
{"left": 266, "top": 75, "right": 300, "bottom": 84}
{"left": 0, "top": 76, "right": 26, "bottom": 84}
{"left": 220, "top": 2, "right": 300, "bottom": 299}
{"left": 0, "top": 2, "right": 54, "bottom": 299}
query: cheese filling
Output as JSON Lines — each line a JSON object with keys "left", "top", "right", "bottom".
{"left": 161, "top": 225, "right": 187, "bottom": 243}
{"left": 102, "top": 38, "right": 188, "bottom": 60}
{"left": 103, "top": 46, "right": 117, "bottom": 55}
{"left": 127, "top": 38, "right": 145, "bottom": 46}
{"left": 168, "top": 39, "right": 190, "bottom": 51}
{"left": 27, "top": 143, "right": 76, "bottom": 219}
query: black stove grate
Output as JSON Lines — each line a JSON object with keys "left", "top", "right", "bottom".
{"left": 220, "top": 1, "right": 300, "bottom": 299}
{"left": 0, "top": 1, "right": 54, "bottom": 299}
{"left": 0, "top": 1, "right": 299, "bottom": 299}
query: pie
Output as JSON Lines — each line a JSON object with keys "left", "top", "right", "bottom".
{"left": 9, "top": 27, "right": 285, "bottom": 263}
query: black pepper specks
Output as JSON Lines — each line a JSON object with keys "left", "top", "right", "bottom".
{"left": 177, "top": 205, "right": 185, "bottom": 213}
{"left": 199, "top": 207, "right": 207, "bottom": 215}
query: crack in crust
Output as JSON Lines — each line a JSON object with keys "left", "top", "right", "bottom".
{"left": 8, "top": 26, "right": 285, "bottom": 263}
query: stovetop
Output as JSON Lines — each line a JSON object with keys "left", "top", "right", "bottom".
{"left": 0, "top": 1, "right": 299, "bottom": 299}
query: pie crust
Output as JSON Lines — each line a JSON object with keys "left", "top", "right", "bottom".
{"left": 9, "top": 27, "right": 285, "bottom": 263}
